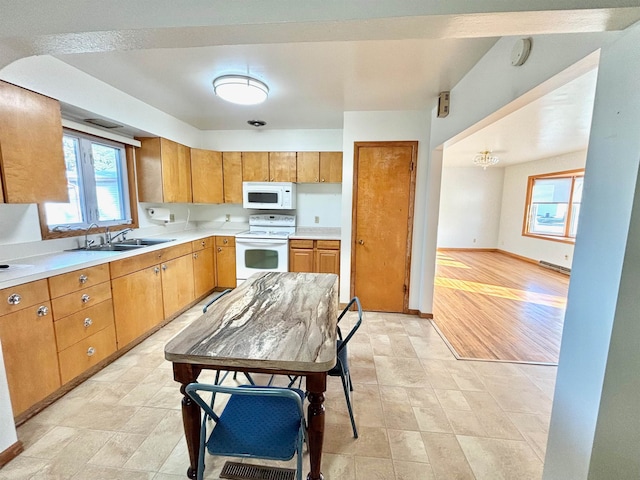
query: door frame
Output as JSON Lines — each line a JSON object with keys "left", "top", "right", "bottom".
{"left": 350, "top": 141, "right": 418, "bottom": 313}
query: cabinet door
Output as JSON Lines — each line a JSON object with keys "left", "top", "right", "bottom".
{"left": 111, "top": 266, "right": 163, "bottom": 348}
{"left": 191, "top": 149, "right": 223, "bottom": 203}
{"left": 316, "top": 249, "right": 340, "bottom": 275}
{"left": 162, "top": 138, "right": 192, "bottom": 203}
{"left": 162, "top": 254, "right": 195, "bottom": 318}
{"left": 297, "top": 152, "right": 320, "bottom": 183}
{"left": 289, "top": 248, "right": 314, "bottom": 273}
{"left": 269, "top": 152, "right": 296, "bottom": 182}
{"left": 216, "top": 245, "right": 237, "bottom": 288}
{"left": 193, "top": 247, "right": 215, "bottom": 299}
{"left": 136, "top": 137, "right": 163, "bottom": 203}
{"left": 0, "top": 302, "right": 61, "bottom": 416}
{"left": 242, "top": 152, "right": 269, "bottom": 182}
{"left": 319, "top": 152, "right": 343, "bottom": 183}
{"left": 223, "top": 152, "right": 243, "bottom": 204}
{"left": 0, "top": 81, "right": 68, "bottom": 203}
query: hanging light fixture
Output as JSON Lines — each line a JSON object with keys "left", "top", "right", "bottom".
{"left": 212, "top": 75, "right": 269, "bottom": 105}
{"left": 473, "top": 150, "right": 499, "bottom": 169}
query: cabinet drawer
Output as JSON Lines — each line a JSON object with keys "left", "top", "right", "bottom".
{"left": 58, "top": 323, "right": 116, "bottom": 384}
{"left": 54, "top": 300, "right": 114, "bottom": 351}
{"left": 163, "top": 242, "right": 192, "bottom": 260}
{"left": 192, "top": 237, "right": 213, "bottom": 251}
{"left": 215, "top": 236, "right": 235, "bottom": 247}
{"left": 316, "top": 240, "right": 340, "bottom": 250}
{"left": 110, "top": 250, "right": 164, "bottom": 278}
{"left": 48, "top": 264, "right": 110, "bottom": 298}
{"left": 0, "top": 279, "right": 49, "bottom": 316}
{"left": 51, "top": 282, "right": 112, "bottom": 319}
{"left": 289, "top": 239, "right": 314, "bottom": 249}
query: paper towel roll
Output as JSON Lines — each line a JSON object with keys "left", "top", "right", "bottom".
{"left": 147, "top": 207, "right": 170, "bottom": 222}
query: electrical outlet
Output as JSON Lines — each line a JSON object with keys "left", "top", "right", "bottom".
{"left": 314, "top": 216, "right": 320, "bottom": 224}
{"left": 169, "top": 213, "right": 175, "bottom": 222}
{"left": 225, "top": 214, "right": 231, "bottom": 222}
{"left": 473, "top": 238, "right": 477, "bottom": 243}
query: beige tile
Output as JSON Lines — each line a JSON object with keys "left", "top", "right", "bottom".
{"left": 457, "top": 435, "right": 544, "bottom": 480}
{"left": 119, "top": 407, "right": 168, "bottom": 435}
{"left": 434, "top": 389, "right": 471, "bottom": 411}
{"left": 152, "top": 474, "right": 186, "bottom": 480}
{"left": 469, "top": 361, "right": 525, "bottom": 377}
{"left": 462, "top": 391, "right": 523, "bottom": 440}
{"left": 323, "top": 422, "right": 358, "bottom": 456}
{"left": 482, "top": 375, "right": 552, "bottom": 415}
{"left": 123, "top": 411, "right": 184, "bottom": 471}
{"left": 421, "top": 432, "right": 475, "bottom": 480}
{"left": 387, "top": 430, "right": 429, "bottom": 463}
{"left": 412, "top": 405, "right": 453, "bottom": 434}
{"left": 379, "top": 386, "right": 409, "bottom": 404}
{"left": 507, "top": 412, "right": 551, "bottom": 461}
{"left": 354, "top": 456, "right": 395, "bottom": 480}
{"left": 443, "top": 409, "right": 486, "bottom": 436}
{"left": 0, "top": 455, "right": 48, "bottom": 479}
{"left": 382, "top": 401, "right": 420, "bottom": 431}
{"left": 451, "top": 372, "right": 486, "bottom": 392}
{"left": 71, "top": 464, "right": 155, "bottom": 479}
{"left": 349, "top": 364, "right": 379, "bottom": 384}
{"left": 88, "top": 432, "right": 147, "bottom": 467}
{"left": 393, "top": 460, "right": 436, "bottom": 480}
{"left": 16, "top": 419, "right": 54, "bottom": 451}
{"left": 118, "top": 382, "right": 166, "bottom": 407}
{"left": 353, "top": 426, "right": 392, "bottom": 459}
{"left": 406, "top": 387, "right": 440, "bottom": 409}
{"left": 146, "top": 386, "right": 184, "bottom": 409}
{"left": 322, "top": 453, "right": 355, "bottom": 480}
{"left": 60, "top": 402, "right": 138, "bottom": 431}
{"left": 374, "top": 357, "right": 428, "bottom": 387}
{"left": 158, "top": 438, "right": 189, "bottom": 475}
{"left": 22, "top": 426, "right": 82, "bottom": 459}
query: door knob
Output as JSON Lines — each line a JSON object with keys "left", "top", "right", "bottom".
{"left": 358, "top": 239, "right": 364, "bottom": 245}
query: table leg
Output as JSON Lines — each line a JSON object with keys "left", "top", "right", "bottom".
{"left": 306, "top": 372, "right": 327, "bottom": 480}
{"left": 173, "top": 363, "right": 202, "bottom": 479}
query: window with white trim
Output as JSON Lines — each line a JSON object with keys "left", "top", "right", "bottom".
{"left": 523, "top": 169, "right": 584, "bottom": 242}
{"left": 44, "top": 129, "right": 132, "bottom": 231}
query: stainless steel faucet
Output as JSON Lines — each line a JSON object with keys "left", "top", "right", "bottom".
{"left": 84, "top": 223, "right": 100, "bottom": 249}
{"left": 106, "top": 227, "right": 134, "bottom": 245}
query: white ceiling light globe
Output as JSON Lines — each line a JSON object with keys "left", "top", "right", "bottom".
{"left": 212, "top": 75, "right": 269, "bottom": 105}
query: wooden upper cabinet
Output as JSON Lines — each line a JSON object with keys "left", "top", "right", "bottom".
{"left": 269, "top": 152, "right": 296, "bottom": 182}
{"left": 242, "top": 152, "right": 269, "bottom": 182}
{"left": 137, "top": 137, "right": 192, "bottom": 203}
{"left": 222, "top": 152, "right": 243, "bottom": 204}
{"left": 0, "top": 81, "right": 68, "bottom": 203}
{"left": 191, "top": 148, "right": 223, "bottom": 204}
{"left": 297, "top": 152, "right": 320, "bottom": 183}
{"left": 319, "top": 152, "right": 343, "bottom": 183}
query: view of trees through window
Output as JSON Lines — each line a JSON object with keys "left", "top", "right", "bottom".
{"left": 524, "top": 170, "right": 584, "bottom": 241}
{"left": 45, "top": 130, "right": 130, "bottom": 230}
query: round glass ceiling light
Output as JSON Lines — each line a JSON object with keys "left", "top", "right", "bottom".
{"left": 212, "top": 75, "right": 269, "bottom": 105}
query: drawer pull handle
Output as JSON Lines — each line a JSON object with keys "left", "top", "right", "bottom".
{"left": 161, "top": 264, "right": 167, "bottom": 271}
{"left": 79, "top": 274, "right": 88, "bottom": 284}
{"left": 7, "top": 293, "right": 21, "bottom": 305}
{"left": 154, "top": 267, "right": 160, "bottom": 274}
{"left": 223, "top": 238, "right": 228, "bottom": 244}
{"left": 81, "top": 294, "right": 91, "bottom": 303}
{"left": 194, "top": 253, "right": 198, "bottom": 259}
{"left": 201, "top": 240, "right": 206, "bottom": 247}
{"left": 84, "top": 317, "right": 93, "bottom": 328}
{"left": 87, "top": 347, "right": 95, "bottom": 357}
{"left": 217, "top": 247, "right": 222, "bottom": 252}
{"left": 37, "top": 305, "right": 49, "bottom": 317}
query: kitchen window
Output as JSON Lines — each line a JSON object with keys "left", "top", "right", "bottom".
{"left": 523, "top": 169, "right": 584, "bottom": 243}
{"left": 41, "top": 129, "right": 136, "bottom": 237}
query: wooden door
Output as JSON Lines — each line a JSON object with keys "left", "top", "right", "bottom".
{"left": 319, "top": 152, "right": 343, "bottom": 183}
{"left": 352, "top": 142, "right": 417, "bottom": 312}
{"left": 161, "top": 254, "right": 195, "bottom": 318}
{"left": 269, "top": 152, "right": 296, "bottom": 182}
{"left": 222, "top": 152, "right": 243, "bottom": 204}
{"left": 0, "top": 302, "right": 61, "bottom": 416}
{"left": 297, "top": 152, "right": 319, "bottom": 183}
{"left": 242, "top": 152, "right": 269, "bottom": 181}
{"left": 191, "top": 149, "right": 223, "bottom": 203}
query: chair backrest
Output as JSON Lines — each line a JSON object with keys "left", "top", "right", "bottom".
{"left": 336, "top": 296, "right": 362, "bottom": 355}
{"left": 185, "top": 383, "right": 305, "bottom": 422}
{"left": 202, "top": 289, "right": 231, "bottom": 313}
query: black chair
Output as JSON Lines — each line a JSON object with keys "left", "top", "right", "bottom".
{"left": 202, "top": 290, "right": 255, "bottom": 387}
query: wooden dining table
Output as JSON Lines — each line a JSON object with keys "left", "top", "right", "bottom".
{"left": 164, "top": 271, "right": 339, "bottom": 480}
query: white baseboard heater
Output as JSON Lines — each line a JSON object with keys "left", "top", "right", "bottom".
{"left": 539, "top": 260, "right": 571, "bottom": 275}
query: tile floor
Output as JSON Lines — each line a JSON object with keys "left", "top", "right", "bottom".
{"left": 0, "top": 297, "right": 556, "bottom": 480}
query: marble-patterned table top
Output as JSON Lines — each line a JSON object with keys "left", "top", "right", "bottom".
{"left": 165, "top": 272, "right": 339, "bottom": 372}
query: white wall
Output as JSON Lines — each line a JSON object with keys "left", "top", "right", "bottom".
{"left": 341, "top": 110, "right": 432, "bottom": 307}
{"left": 437, "top": 167, "right": 504, "bottom": 249}
{"left": 498, "top": 150, "right": 586, "bottom": 267}
{"left": 0, "top": 342, "right": 18, "bottom": 454}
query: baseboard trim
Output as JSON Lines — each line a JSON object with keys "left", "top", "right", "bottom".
{"left": 437, "top": 248, "right": 498, "bottom": 252}
{"left": 496, "top": 249, "right": 538, "bottom": 265}
{"left": 0, "top": 441, "right": 23, "bottom": 468}
{"left": 407, "top": 309, "right": 433, "bottom": 319}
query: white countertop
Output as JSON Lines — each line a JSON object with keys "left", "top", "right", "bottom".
{"left": 0, "top": 225, "right": 248, "bottom": 290}
{"left": 290, "top": 227, "right": 341, "bottom": 241}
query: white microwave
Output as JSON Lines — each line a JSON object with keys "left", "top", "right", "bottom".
{"left": 243, "top": 182, "right": 296, "bottom": 210}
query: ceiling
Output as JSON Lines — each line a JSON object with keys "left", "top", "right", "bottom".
{"left": 443, "top": 67, "right": 598, "bottom": 168}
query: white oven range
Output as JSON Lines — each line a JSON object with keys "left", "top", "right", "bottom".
{"left": 235, "top": 214, "right": 296, "bottom": 286}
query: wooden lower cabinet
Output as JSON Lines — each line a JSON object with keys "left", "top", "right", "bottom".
{"left": 0, "top": 300, "right": 60, "bottom": 416}
{"left": 193, "top": 243, "right": 216, "bottom": 299}
{"left": 58, "top": 324, "right": 117, "bottom": 385}
{"left": 111, "top": 265, "right": 164, "bottom": 348}
{"left": 162, "top": 254, "right": 195, "bottom": 318}
{"left": 215, "top": 236, "right": 236, "bottom": 288}
{"left": 290, "top": 239, "right": 340, "bottom": 276}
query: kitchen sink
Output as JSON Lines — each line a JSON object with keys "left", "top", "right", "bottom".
{"left": 67, "top": 238, "right": 174, "bottom": 252}
{"left": 115, "top": 238, "right": 175, "bottom": 246}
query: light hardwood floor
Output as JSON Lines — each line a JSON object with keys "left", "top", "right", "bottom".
{"left": 432, "top": 250, "right": 569, "bottom": 364}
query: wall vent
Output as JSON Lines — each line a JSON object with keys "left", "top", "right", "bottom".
{"left": 539, "top": 260, "right": 571, "bottom": 276}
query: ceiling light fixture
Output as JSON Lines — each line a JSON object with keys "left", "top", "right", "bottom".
{"left": 212, "top": 75, "right": 269, "bottom": 105}
{"left": 473, "top": 150, "right": 499, "bottom": 170}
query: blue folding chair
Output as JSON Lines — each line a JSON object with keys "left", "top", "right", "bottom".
{"left": 185, "top": 383, "right": 307, "bottom": 480}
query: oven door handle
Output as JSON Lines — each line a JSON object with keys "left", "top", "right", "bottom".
{"left": 236, "top": 238, "right": 289, "bottom": 246}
